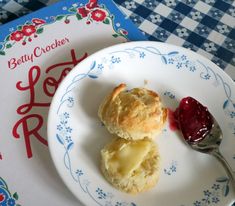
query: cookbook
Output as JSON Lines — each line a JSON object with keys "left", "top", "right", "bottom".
{"left": 0, "top": 0, "right": 146, "bottom": 205}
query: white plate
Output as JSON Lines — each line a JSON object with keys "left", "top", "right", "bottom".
{"left": 48, "top": 41, "right": 235, "bottom": 206}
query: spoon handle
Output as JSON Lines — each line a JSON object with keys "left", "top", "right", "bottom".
{"left": 212, "top": 150, "right": 235, "bottom": 189}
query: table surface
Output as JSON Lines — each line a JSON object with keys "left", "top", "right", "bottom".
{"left": 0, "top": 0, "right": 234, "bottom": 206}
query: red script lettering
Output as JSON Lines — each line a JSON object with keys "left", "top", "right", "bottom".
{"left": 13, "top": 49, "right": 88, "bottom": 158}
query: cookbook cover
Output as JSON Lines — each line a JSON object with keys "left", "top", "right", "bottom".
{"left": 0, "top": 0, "right": 146, "bottom": 205}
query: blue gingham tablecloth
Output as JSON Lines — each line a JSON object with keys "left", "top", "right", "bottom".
{"left": 114, "top": 0, "right": 235, "bottom": 81}
{"left": 0, "top": 0, "right": 235, "bottom": 80}
{"left": 0, "top": 0, "right": 58, "bottom": 23}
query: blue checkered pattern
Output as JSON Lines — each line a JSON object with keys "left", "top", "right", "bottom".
{"left": 114, "top": 0, "right": 235, "bottom": 81}
{"left": 0, "top": 0, "right": 57, "bottom": 24}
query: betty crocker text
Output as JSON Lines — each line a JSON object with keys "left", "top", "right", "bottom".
{"left": 2, "top": 48, "right": 88, "bottom": 159}
{"left": 8, "top": 37, "right": 70, "bottom": 70}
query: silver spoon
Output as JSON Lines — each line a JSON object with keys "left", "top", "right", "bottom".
{"left": 175, "top": 96, "right": 235, "bottom": 190}
{"left": 186, "top": 118, "right": 235, "bottom": 189}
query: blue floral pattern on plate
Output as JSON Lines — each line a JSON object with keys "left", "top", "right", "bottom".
{"left": 181, "top": 177, "right": 230, "bottom": 206}
{"left": 48, "top": 42, "right": 235, "bottom": 206}
{"left": 55, "top": 112, "right": 137, "bottom": 206}
{"left": 164, "top": 161, "right": 177, "bottom": 176}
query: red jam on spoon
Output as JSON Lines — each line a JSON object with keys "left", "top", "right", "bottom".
{"left": 172, "top": 97, "right": 214, "bottom": 143}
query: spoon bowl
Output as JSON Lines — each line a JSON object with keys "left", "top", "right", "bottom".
{"left": 189, "top": 123, "right": 222, "bottom": 153}
{"left": 175, "top": 96, "right": 235, "bottom": 190}
{"left": 189, "top": 117, "right": 235, "bottom": 189}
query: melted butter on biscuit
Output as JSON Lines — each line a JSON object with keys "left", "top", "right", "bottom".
{"left": 105, "top": 139, "right": 151, "bottom": 177}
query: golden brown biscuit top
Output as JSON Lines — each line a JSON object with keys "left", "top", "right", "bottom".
{"left": 99, "top": 83, "right": 167, "bottom": 138}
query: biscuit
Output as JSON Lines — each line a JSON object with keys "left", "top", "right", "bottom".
{"left": 98, "top": 83, "right": 167, "bottom": 140}
{"left": 100, "top": 137, "right": 160, "bottom": 194}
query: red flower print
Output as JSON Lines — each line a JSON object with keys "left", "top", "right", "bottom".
{"left": 120, "top": 29, "right": 128, "bottom": 35}
{"left": 32, "top": 18, "right": 46, "bottom": 25}
{"left": 90, "top": 9, "right": 107, "bottom": 22}
{"left": 77, "top": 7, "right": 89, "bottom": 17}
{"left": 10, "top": 30, "right": 24, "bottom": 41}
{"left": 0, "top": 193, "right": 5, "bottom": 202}
{"left": 86, "top": 0, "right": 98, "bottom": 10}
{"left": 22, "top": 25, "right": 36, "bottom": 36}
